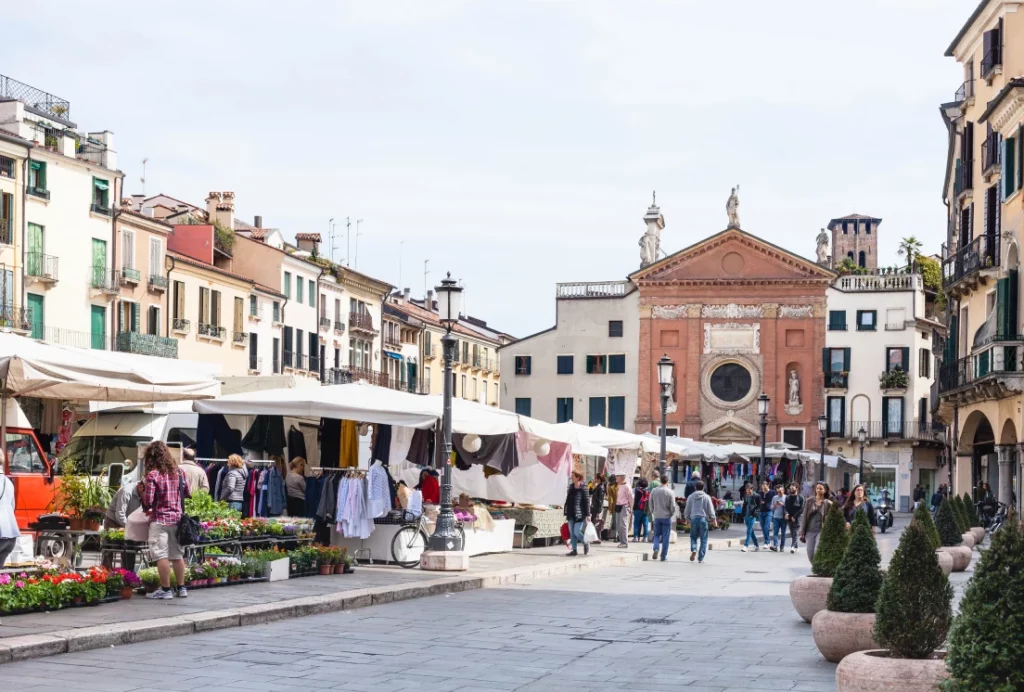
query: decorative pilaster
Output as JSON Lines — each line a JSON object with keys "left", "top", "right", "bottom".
{"left": 996, "top": 445, "right": 1014, "bottom": 508}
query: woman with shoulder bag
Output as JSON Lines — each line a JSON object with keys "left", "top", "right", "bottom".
{"left": 142, "top": 441, "right": 191, "bottom": 600}
{"left": 800, "top": 482, "right": 833, "bottom": 563}
{"left": 0, "top": 468, "right": 20, "bottom": 568}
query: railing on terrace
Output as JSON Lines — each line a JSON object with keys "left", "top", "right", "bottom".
{"left": 938, "top": 336, "right": 1024, "bottom": 393}
{"left": 827, "top": 420, "right": 945, "bottom": 442}
{"left": 942, "top": 232, "right": 999, "bottom": 288}
{"left": 384, "top": 336, "right": 401, "bottom": 349}
{"left": 115, "top": 332, "right": 178, "bottom": 359}
{"left": 835, "top": 274, "right": 922, "bottom": 292}
{"left": 282, "top": 350, "right": 294, "bottom": 369}
{"left": 249, "top": 355, "right": 262, "bottom": 372}
{"left": 334, "top": 320, "right": 345, "bottom": 333}
{"left": 232, "top": 331, "right": 247, "bottom": 346}
{"left": 26, "top": 252, "right": 58, "bottom": 281}
{"left": 953, "top": 159, "right": 973, "bottom": 198}
{"left": 44, "top": 326, "right": 99, "bottom": 350}
{"left": 198, "top": 324, "right": 225, "bottom": 340}
{"left": 981, "top": 46, "right": 1001, "bottom": 79}
{"left": 293, "top": 353, "right": 309, "bottom": 371}
{"left": 90, "top": 203, "right": 111, "bottom": 217}
{"left": 349, "top": 311, "right": 374, "bottom": 332}
{"left": 0, "top": 74, "right": 71, "bottom": 121}
{"left": 982, "top": 135, "right": 1000, "bottom": 174}
{"left": 27, "top": 186, "right": 49, "bottom": 200}
{"left": 319, "top": 316, "right": 331, "bottom": 330}
{"left": 310, "top": 355, "right": 321, "bottom": 374}
{"left": 0, "top": 156, "right": 13, "bottom": 179}
{"left": 89, "top": 267, "right": 118, "bottom": 293}
{"left": 824, "top": 372, "right": 848, "bottom": 388}
{"left": 0, "top": 306, "right": 32, "bottom": 333}
{"left": 120, "top": 267, "right": 140, "bottom": 284}
{"left": 0, "top": 218, "right": 12, "bottom": 246}
{"left": 326, "top": 365, "right": 398, "bottom": 390}
{"left": 172, "top": 318, "right": 190, "bottom": 333}
{"left": 148, "top": 275, "right": 168, "bottom": 291}
{"left": 954, "top": 79, "right": 975, "bottom": 103}
{"left": 556, "top": 281, "right": 630, "bottom": 299}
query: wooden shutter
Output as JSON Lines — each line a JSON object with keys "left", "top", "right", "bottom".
{"left": 149, "top": 238, "right": 161, "bottom": 279}
{"left": 211, "top": 290, "right": 221, "bottom": 327}
{"left": 199, "top": 287, "right": 208, "bottom": 325}
{"left": 526, "top": 356, "right": 532, "bottom": 375}
{"left": 1009, "top": 269, "right": 1019, "bottom": 336}
{"left": 234, "top": 297, "right": 243, "bottom": 332}
{"left": 843, "top": 347, "right": 851, "bottom": 371}
{"left": 1018, "top": 124, "right": 1024, "bottom": 191}
{"left": 881, "top": 396, "right": 889, "bottom": 434}
{"left": 998, "top": 276, "right": 1009, "bottom": 338}
{"left": 131, "top": 303, "right": 140, "bottom": 333}
{"left": 822, "top": 348, "right": 829, "bottom": 373}
{"left": 901, "top": 347, "right": 910, "bottom": 371}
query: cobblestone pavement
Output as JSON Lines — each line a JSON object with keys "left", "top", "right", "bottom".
{"left": 3, "top": 517, "right": 970, "bottom": 691}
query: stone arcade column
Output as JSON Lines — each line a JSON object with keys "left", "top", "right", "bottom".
{"left": 996, "top": 444, "right": 1013, "bottom": 508}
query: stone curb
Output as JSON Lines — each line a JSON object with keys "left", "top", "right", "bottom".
{"left": 0, "top": 550, "right": 645, "bottom": 665}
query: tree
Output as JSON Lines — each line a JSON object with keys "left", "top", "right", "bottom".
{"left": 946, "top": 516, "right": 1024, "bottom": 690}
{"left": 916, "top": 254, "right": 946, "bottom": 311}
{"left": 827, "top": 510, "right": 883, "bottom": 613}
{"left": 812, "top": 502, "right": 849, "bottom": 577}
{"left": 952, "top": 495, "right": 970, "bottom": 533}
{"left": 962, "top": 492, "right": 981, "bottom": 528}
{"left": 935, "top": 498, "right": 963, "bottom": 547}
{"left": 898, "top": 235, "right": 924, "bottom": 272}
{"left": 874, "top": 522, "right": 953, "bottom": 659}
{"left": 913, "top": 503, "right": 941, "bottom": 550}
{"left": 835, "top": 257, "right": 868, "bottom": 276}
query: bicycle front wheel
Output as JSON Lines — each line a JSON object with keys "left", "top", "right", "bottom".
{"left": 391, "top": 526, "right": 428, "bottom": 568}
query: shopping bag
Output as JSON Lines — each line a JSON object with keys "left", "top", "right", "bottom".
{"left": 124, "top": 507, "right": 150, "bottom": 542}
{"left": 584, "top": 521, "right": 598, "bottom": 544}
{"left": 560, "top": 521, "right": 570, "bottom": 546}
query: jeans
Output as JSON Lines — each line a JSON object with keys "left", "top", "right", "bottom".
{"left": 569, "top": 520, "right": 586, "bottom": 552}
{"left": 759, "top": 511, "right": 772, "bottom": 544}
{"left": 229, "top": 501, "right": 243, "bottom": 512}
{"left": 633, "top": 511, "right": 649, "bottom": 540}
{"left": 744, "top": 515, "right": 760, "bottom": 548}
{"left": 784, "top": 518, "right": 799, "bottom": 548}
{"left": 652, "top": 517, "right": 672, "bottom": 560}
{"left": 690, "top": 516, "right": 709, "bottom": 561}
{"left": 0, "top": 537, "right": 16, "bottom": 569}
{"left": 772, "top": 516, "right": 785, "bottom": 547}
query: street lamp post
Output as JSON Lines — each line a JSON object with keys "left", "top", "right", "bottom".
{"left": 858, "top": 426, "right": 867, "bottom": 486}
{"left": 426, "top": 273, "right": 464, "bottom": 561}
{"left": 818, "top": 414, "right": 828, "bottom": 483}
{"left": 757, "top": 393, "right": 770, "bottom": 482}
{"left": 657, "top": 354, "right": 674, "bottom": 478}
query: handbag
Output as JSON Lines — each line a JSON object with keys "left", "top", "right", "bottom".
{"left": 174, "top": 476, "right": 201, "bottom": 546}
{"left": 584, "top": 521, "right": 598, "bottom": 544}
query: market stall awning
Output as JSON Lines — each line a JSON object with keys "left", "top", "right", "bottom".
{"left": 517, "top": 415, "right": 608, "bottom": 457}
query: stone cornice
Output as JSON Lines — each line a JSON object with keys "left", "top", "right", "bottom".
{"left": 989, "top": 86, "right": 1024, "bottom": 134}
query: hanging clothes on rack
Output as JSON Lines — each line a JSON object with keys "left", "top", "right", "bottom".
{"left": 389, "top": 426, "right": 415, "bottom": 465}
{"left": 340, "top": 420, "right": 360, "bottom": 467}
{"left": 367, "top": 460, "right": 392, "bottom": 518}
{"left": 372, "top": 424, "right": 392, "bottom": 464}
{"left": 406, "top": 427, "right": 433, "bottom": 466}
{"left": 287, "top": 425, "right": 307, "bottom": 461}
{"left": 241, "top": 416, "right": 286, "bottom": 457}
{"left": 320, "top": 419, "right": 341, "bottom": 469}
{"left": 197, "top": 414, "right": 242, "bottom": 459}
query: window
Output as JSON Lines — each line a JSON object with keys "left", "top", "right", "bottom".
{"left": 283, "top": 271, "right": 292, "bottom": 298}
{"left": 91, "top": 177, "right": 109, "bottom": 211}
{"left": 273, "top": 337, "right": 281, "bottom": 373}
{"left": 982, "top": 20, "right": 1003, "bottom": 77}
{"left": 249, "top": 332, "right": 259, "bottom": 371}
{"left": 296, "top": 276, "right": 304, "bottom": 304}
{"left": 149, "top": 238, "right": 163, "bottom": 280}
{"left": 919, "top": 348, "right": 931, "bottom": 378}
{"left": 233, "top": 297, "right": 244, "bottom": 333}
{"left": 308, "top": 280, "right": 315, "bottom": 307}
{"left": 858, "top": 251, "right": 866, "bottom": 268}
{"left": 1004, "top": 135, "right": 1019, "bottom": 200}
{"left": 608, "top": 320, "right": 623, "bottom": 337}
{"left": 557, "top": 355, "right": 573, "bottom": 374}
{"left": 296, "top": 328, "right": 304, "bottom": 362}
{"left": 589, "top": 397, "right": 606, "bottom": 426}
{"left": 828, "top": 310, "right": 847, "bottom": 331}
{"left": 198, "top": 287, "right": 209, "bottom": 325}
{"left": 827, "top": 396, "right": 846, "bottom": 436}
{"left": 493, "top": 383, "right": 498, "bottom": 405}
{"left": 249, "top": 295, "right": 258, "bottom": 316}
{"left": 864, "top": 221, "right": 871, "bottom": 235}
{"left": 272, "top": 301, "right": 281, "bottom": 322}
{"left": 883, "top": 396, "right": 904, "bottom": 437}
{"left": 471, "top": 378, "right": 477, "bottom": 400}
{"left": 172, "top": 281, "right": 185, "bottom": 319}
{"left": 515, "top": 398, "right": 531, "bottom": 416}
{"left": 782, "top": 429, "right": 805, "bottom": 449}
{"left": 826, "top": 348, "right": 848, "bottom": 372}
{"left": 461, "top": 375, "right": 466, "bottom": 399}
{"left": 211, "top": 290, "right": 221, "bottom": 327}
{"left": 147, "top": 306, "right": 160, "bottom": 336}
{"left": 556, "top": 397, "right": 573, "bottom": 423}
{"left": 886, "top": 347, "right": 910, "bottom": 372}
{"left": 856, "top": 310, "right": 876, "bottom": 331}
{"left": 6, "top": 432, "right": 45, "bottom": 473}
{"left": 607, "top": 396, "right": 625, "bottom": 430}
{"left": 423, "top": 366, "right": 431, "bottom": 393}
{"left": 27, "top": 160, "right": 47, "bottom": 194}
{"left": 608, "top": 354, "right": 625, "bottom": 374}
{"left": 515, "top": 355, "right": 531, "bottom": 375}
{"left": 586, "top": 355, "right": 608, "bottom": 374}
{"left": 118, "top": 301, "right": 139, "bottom": 333}
{"left": 710, "top": 362, "right": 752, "bottom": 402}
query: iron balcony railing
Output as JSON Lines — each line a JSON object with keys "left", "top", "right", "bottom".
{"left": 249, "top": 355, "right": 262, "bottom": 372}
{"left": 89, "top": 267, "right": 118, "bottom": 293}
{"left": 249, "top": 303, "right": 263, "bottom": 319}
{"left": 148, "top": 275, "right": 168, "bottom": 290}
{"left": 981, "top": 46, "right": 1001, "bottom": 79}
{"left": 27, "top": 186, "right": 49, "bottom": 200}
{"left": 0, "top": 74, "right": 71, "bottom": 121}
{"left": 115, "top": 332, "right": 178, "bottom": 359}
{"left": 884, "top": 322, "right": 906, "bottom": 331}
{"left": 319, "top": 316, "right": 331, "bottom": 330}
{"left": 954, "top": 79, "right": 975, "bottom": 103}
{"left": 325, "top": 367, "right": 351, "bottom": 385}
{"left": 44, "top": 326, "right": 97, "bottom": 350}
{"left": 835, "top": 273, "right": 922, "bottom": 292}
{"left": 0, "top": 218, "right": 12, "bottom": 245}
{"left": 0, "top": 156, "right": 13, "bottom": 179}
{"left": 384, "top": 336, "right": 401, "bottom": 350}
{"left": 349, "top": 311, "right": 374, "bottom": 332}
{"left": 293, "top": 353, "right": 309, "bottom": 371}
{"left": 172, "top": 318, "right": 190, "bottom": 333}
{"left": 327, "top": 365, "right": 397, "bottom": 390}
{"left": 198, "top": 324, "right": 225, "bottom": 340}
{"left": 942, "top": 232, "right": 999, "bottom": 288}
{"left": 0, "top": 306, "right": 32, "bottom": 333}
{"left": 953, "top": 158, "right": 973, "bottom": 198}
{"left": 827, "top": 321, "right": 847, "bottom": 331}
{"left": 939, "top": 337, "right": 1024, "bottom": 393}
{"left": 982, "top": 135, "right": 1001, "bottom": 175}
{"left": 824, "top": 372, "right": 848, "bottom": 389}
{"left": 827, "top": 420, "right": 945, "bottom": 442}
{"left": 232, "top": 331, "right": 247, "bottom": 346}
{"left": 282, "top": 350, "right": 294, "bottom": 369}
{"left": 27, "top": 252, "right": 58, "bottom": 281}
{"left": 272, "top": 354, "right": 280, "bottom": 374}
{"left": 120, "top": 267, "right": 140, "bottom": 284}
{"left": 333, "top": 320, "right": 345, "bottom": 333}
{"left": 309, "top": 354, "right": 320, "bottom": 374}
{"left": 90, "top": 203, "right": 111, "bottom": 216}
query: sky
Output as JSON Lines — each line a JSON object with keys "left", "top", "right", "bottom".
{"left": 3, "top": 0, "right": 968, "bottom": 337}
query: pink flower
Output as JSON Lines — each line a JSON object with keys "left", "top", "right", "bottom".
{"left": 14, "top": 580, "right": 24, "bottom": 588}
{"left": 0, "top": 574, "right": 10, "bottom": 585}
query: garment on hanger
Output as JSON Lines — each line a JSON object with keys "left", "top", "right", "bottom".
{"left": 406, "top": 428, "right": 432, "bottom": 466}
{"left": 304, "top": 474, "right": 322, "bottom": 518}
{"left": 406, "top": 489, "right": 423, "bottom": 518}
{"left": 320, "top": 419, "right": 341, "bottom": 469}
{"left": 241, "top": 415, "right": 286, "bottom": 456}
{"left": 340, "top": 420, "right": 360, "bottom": 468}
{"left": 266, "top": 466, "right": 286, "bottom": 516}
{"left": 197, "top": 414, "right": 242, "bottom": 458}
{"left": 372, "top": 424, "right": 392, "bottom": 464}
{"left": 367, "top": 460, "right": 392, "bottom": 518}
{"left": 454, "top": 432, "right": 519, "bottom": 476}
{"left": 287, "top": 425, "right": 307, "bottom": 461}
{"left": 389, "top": 426, "right": 415, "bottom": 465}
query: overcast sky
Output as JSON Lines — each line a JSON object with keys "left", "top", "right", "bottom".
{"left": 5, "top": 1, "right": 967, "bottom": 337}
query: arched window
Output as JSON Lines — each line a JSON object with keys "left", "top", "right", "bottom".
{"left": 858, "top": 251, "right": 866, "bottom": 268}
{"left": 847, "top": 251, "right": 854, "bottom": 261}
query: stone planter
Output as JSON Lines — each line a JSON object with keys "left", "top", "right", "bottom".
{"left": 961, "top": 532, "right": 975, "bottom": 549}
{"left": 836, "top": 650, "right": 948, "bottom": 692}
{"left": 934, "top": 550, "right": 952, "bottom": 576}
{"left": 790, "top": 575, "right": 833, "bottom": 623}
{"left": 939, "top": 545, "right": 972, "bottom": 572}
{"left": 970, "top": 527, "right": 985, "bottom": 544}
{"left": 812, "top": 610, "right": 879, "bottom": 663}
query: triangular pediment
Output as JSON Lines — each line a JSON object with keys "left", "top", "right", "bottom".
{"left": 630, "top": 228, "right": 835, "bottom": 284}
{"left": 699, "top": 416, "right": 760, "bottom": 444}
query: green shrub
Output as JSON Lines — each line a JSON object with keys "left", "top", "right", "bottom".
{"left": 873, "top": 522, "right": 952, "bottom": 659}
{"left": 812, "top": 502, "right": 849, "bottom": 578}
{"left": 952, "top": 495, "right": 970, "bottom": 533}
{"left": 936, "top": 498, "right": 963, "bottom": 547}
{"left": 827, "top": 510, "right": 883, "bottom": 613}
{"left": 962, "top": 492, "right": 981, "bottom": 528}
{"left": 946, "top": 515, "right": 1024, "bottom": 691}
{"left": 913, "top": 503, "right": 941, "bottom": 550}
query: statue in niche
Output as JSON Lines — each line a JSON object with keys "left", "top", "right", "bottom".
{"left": 816, "top": 228, "right": 829, "bottom": 264}
{"left": 726, "top": 186, "right": 741, "bottom": 228}
{"left": 788, "top": 369, "right": 800, "bottom": 406}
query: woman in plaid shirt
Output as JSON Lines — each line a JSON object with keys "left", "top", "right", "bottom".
{"left": 142, "top": 441, "right": 191, "bottom": 599}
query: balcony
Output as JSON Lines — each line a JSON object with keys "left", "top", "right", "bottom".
{"left": 954, "top": 79, "right": 975, "bottom": 105}
{"left": 424, "top": 342, "right": 436, "bottom": 360}
{"left": 232, "top": 331, "right": 247, "bottom": 347}
{"left": 884, "top": 322, "right": 907, "bottom": 331}
{"left": 384, "top": 335, "right": 402, "bottom": 351}
{"left": 0, "top": 306, "right": 32, "bottom": 334}
{"left": 89, "top": 267, "right": 119, "bottom": 295}
{"left": 249, "top": 356, "right": 262, "bottom": 373}
{"left": 953, "top": 159, "right": 973, "bottom": 200}
{"left": 172, "top": 318, "right": 190, "bottom": 334}
{"left": 825, "top": 372, "right": 848, "bottom": 389}
{"left": 90, "top": 203, "right": 110, "bottom": 217}
{"left": 556, "top": 281, "right": 630, "bottom": 299}
{"left": 349, "top": 311, "right": 375, "bottom": 334}
{"left": 119, "top": 267, "right": 140, "bottom": 286}
{"left": 198, "top": 324, "right": 225, "bottom": 340}
{"left": 939, "top": 337, "right": 1024, "bottom": 402}
{"left": 271, "top": 306, "right": 282, "bottom": 325}
{"left": 827, "top": 420, "right": 945, "bottom": 445}
{"left": 333, "top": 320, "right": 345, "bottom": 334}
{"left": 319, "top": 316, "right": 331, "bottom": 331}
{"left": 835, "top": 273, "right": 922, "bottom": 292}
{"left": 982, "top": 135, "right": 1001, "bottom": 179}
{"left": 0, "top": 218, "right": 11, "bottom": 245}
{"left": 248, "top": 304, "right": 263, "bottom": 321}
{"left": 879, "top": 367, "right": 909, "bottom": 391}
{"left": 115, "top": 331, "right": 178, "bottom": 359}
{"left": 981, "top": 46, "right": 1001, "bottom": 81}
{"left": 0, "top": 156, "right": 13, "bottom": 179}
{"left": 0, "top": 74, "right": 71, "bottom": 121}
{"left": 292, "top": 353, "right": 309, "bottom": 371}
{"left": 325, "top": 365, "right": 400, "bottom": 390}
{"left": 44, "top": 327, "right": 97, "bottom": 350}
{"left": 26, "top": 252, "right": 58, "bottom": 284}
{"left": 941, "top": 232, "right": 999, "bottom": 296}
{"left": 309, "top": 354, "right": 320, "bottom": 374}
{"left": 148, "top": 275, "right": 168, "bottom": 292}
{"left": 27, "top": 186, "right": 49, "bottom": 201}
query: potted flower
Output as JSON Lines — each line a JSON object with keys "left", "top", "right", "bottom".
{"left": 138, "top": 567, "right": 161, "bottom": 593}
{"left": 913, "top": 504, "right": 951, "bottom": 575}
{"left": 961, "top": 493, "right": 985, "bottom": 544}
{"left": 945, "top": 515, "right": 1024, "bottom": 690}
{"left": 812, "top": 512, "right": 883, "bottom": 662}
{"left": 332, "top": 548, "right": 346, "bottom": 574}
{"left": 115, "top": 569, "right": 141, "bottom": 598}
{"left": 104, "top": 570, "right": 124, "bottom": 599}
{"left": 227, "top": 562, "right": 243, "bottom": 583}
{"left": 791, "top": 502, "right": 848, "bottom": 623}
{"left": 342, "top": 548, "right": 356, "bottom": 574}
{"left": 318, "top": 547, "right": 334, "bottom": 576}
{"left": 835, "top": 522, "right": 952, "bottom": 691}
{"left": 935, "top": 499, "right": 971, "bottom": 571}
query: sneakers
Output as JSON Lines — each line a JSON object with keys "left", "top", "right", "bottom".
{"left": 741, "top": 546, "right": 748, "bottom": 552}
{"left": 690, "top": 551, "right": 697, "bottom": 562}
{"left": 698, "top": 560, "right": 704, "bottom": 564}
{"left": 146, "top": 588, "right": 174, "bottom": 600}
{"left": 652, "top": 550, "right": 658, "bottom": 560}
{"left": 583, "top": 543, "right": 590, "bottom": 556}
{"left": 565, "top": 550, "right": 578, "bottom": 557}
{"left": 769, "top": 545, "right": 778, "bottom": 552}
{"left": 175, "top": 586, "right": 188, "bottom": 598}
{"left": 790, "top": 546, "right": 797, "bottom": 554}
{"left": 754, "top": 546, "right": 760, "bottom": 552}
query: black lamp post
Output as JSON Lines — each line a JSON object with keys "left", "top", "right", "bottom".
{"left": 757, "top": 392, "right": 770, "bottom": 482}
{"left": 818, "top": 414, "right": 828, "bottom": 482}
{"left": 428, "top": 273, "right": 464, "bottom": 554}
{"left": 657, "top": 354, "right": 673, "bottom": 478}
{"left": 858, "top": 426, "right": 867, "bottom": 486}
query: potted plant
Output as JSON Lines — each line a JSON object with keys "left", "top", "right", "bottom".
{"left": 913, "top": 504, "right": 951, "bottom": 575}
{"left": 945, "top": 514, "right": 1024, "bottom": 690}
{"left": 812, "top": 512, "right": 883, "bottom": 663}
{"left": 791, "top": 502, "right": 848, "bottom": 623}
{"left": 318, "top": 547, "right": 334, "bottom": 576}
{"left": 835, "top": 522, "right": 952, "bottom": 691}
{"left": 936, "top": 499, "right": 971, "bottom": 571}
{"left": 961, "top": 493, "right": 985, "bottom": 544}
{"left": 104, "top": 570, "right": 124, "bottom": 599}
{"left": 116, "top": 569, "right": 141, "bottom": 598}
{"left": 333, "top": 548, "right": 346, "bottom": 574}
{"left": 138, "top": 567, "right": 161, "bottom": 593}
{"left": 950, "top": 495, "right": 975, "bottom": 548}
{"left": 227, "top": 562, "right": 242, "bottom": 583}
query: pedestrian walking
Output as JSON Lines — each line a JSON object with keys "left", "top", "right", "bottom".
{"left": 913, "top": 483, "right": 926, "bottom": 511}
{"left": 219, "top": 454, "right": 248, "bottom": 512}
{"left": 769, "top": 485, "right": 786, "bottom": 551}
{"left": 843, "top": 484, "right": 876, "bottom": 530}
{"left": 740, "top": 483, "right": 762, "bottom": 552}
{"left": 141, "top": 441, "right": 190, "bottom": 600}
{"left": 758, "top": 480, "right": 773, "bottom": 545}
{"left": 178, "top": 448, "right": 209, "bottom": 494}
{"left": 102, "top": 477, "right": 144, "bottom": 570}
{"left": 930, "top": 485, "right": 943, "bottom": 514}
{"left": 632, "top": 478, "right": 650, "bottom": 542}
{"left": 615, "top": 474, "right": 632, "bottom": 548}
{"left": 683, "top": 480, "right": 717, "bottom": 563}
{"left": 286, "top": 457, "right": 307, "bottom": 517}
{"left": 588, "top": 475, "right": 606, "bottom": 543}
{"left": 684, "top": 471, "right": 701, "bottom": 499}
{"left": 783, "top": 483, "right": 803, "bottom": 553}
{"left": 799, "top": 482, "right": 832, "bottom": 564}
{"left": 564, "top": 471, "right": 590, "bottom": 557}
{"left": 649, "top": 475, "right": 676, "bottom": 561}
{"left": 606, "top": 475, "right": 619, "bottom": 542}
{"left": 0, "top": 469, "right": 20, "bottom": 569}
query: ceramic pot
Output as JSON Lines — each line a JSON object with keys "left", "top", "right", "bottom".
{"left": 934, "top": 550, "right": 952, "bottom": 576}
{"left": 319, "top": 565, "right": 333, "bottom": 576}
{"left": 961, "top": 532, "right": 975, "bottom": 549}
{"left": 812, "top": 610, "right": 879, "bottom": 663}
{"left": 120, "top": 587, "right": 134, "bottom": 600}
{"left": 836, "top": 650, "right": 948, "bottom": 692}
{"left": 69, "top": 517, "right": 85, "bottom": 531}
{"left": 970, "top": 527, "right": 985, "bottom": 544}
{"left": 334, "top": 563, "right": 346, "bottom": 574}
{"left": 790, "top": 575, "right": 833, "bottom": 623}
{"left": 938, "top": 545, "right": 971, "bottom": 571}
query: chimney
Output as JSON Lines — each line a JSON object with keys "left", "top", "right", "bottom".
{"left": 426, "top": 289, "right": 434, "bottom": 309}
{"left": 403, "top": 287, "right": 410, "bottom": 301}
{"left": 254, "top": 215, "right": 262, "bottom": 228}
{"left": 209, "top": 191, "right": 235, "bottom": 233}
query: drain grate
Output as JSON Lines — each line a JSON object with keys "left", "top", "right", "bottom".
{"left": 632, "top": 618, "right": 677, "bottom": 625}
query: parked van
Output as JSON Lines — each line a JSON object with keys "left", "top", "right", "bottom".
{"left": 2, "top": 399, "right": 58, "bottom": 530}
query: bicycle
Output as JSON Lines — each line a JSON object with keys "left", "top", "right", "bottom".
{"left": 391, "top": 514, "right": 465, "bottom": 568}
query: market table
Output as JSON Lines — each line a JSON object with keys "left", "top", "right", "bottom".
{"left": 34, "top": 529, "right": 99, "bottom": 564}
{"left": 498, "top": 507, "right": 562, "bottom": 547}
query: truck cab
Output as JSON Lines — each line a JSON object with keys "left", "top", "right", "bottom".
{"left": 3, "top": 400, "right": 58, "bottom": 530}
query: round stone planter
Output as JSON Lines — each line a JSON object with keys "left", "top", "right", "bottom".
{"left": 961, "top": 532, "right": 975, "bottom": 549}
{"left": 836, "top": 650, "right": 948, "bottom": 692}
{"left": 790, "top": 575, "right": 832, "bottom": 624}
{"left": 812, "top": 610, "right": 879, "bottom": 663}
{"left": 970, "top": 527, "right": 985, "bottom": 544}
{"left": 939, "top": 545, "right": 972, "bottom": 572}
{"left": 935, "top": 550, "right": 952, "bottom": 576}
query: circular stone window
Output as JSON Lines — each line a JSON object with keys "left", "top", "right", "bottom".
{"left": 709, "top": 362, "right": 752, "bottom": 403}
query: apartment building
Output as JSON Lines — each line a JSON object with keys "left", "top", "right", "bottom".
{"left": 0, "top": 131, "right": 30, "bottom": 334}
{"left": 938, "top": 0, "right": 1024, "bottom": 512}
{"left": 337, "top": 265, "right": 392, "bottom": 384}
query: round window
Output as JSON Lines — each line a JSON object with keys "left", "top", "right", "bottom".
{"left": 710, "top": 363, "right": 752, "bottom": 403}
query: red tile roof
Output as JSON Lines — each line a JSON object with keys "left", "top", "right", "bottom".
{"left": 295, "top": 233, "right": 321, "bottom": 241}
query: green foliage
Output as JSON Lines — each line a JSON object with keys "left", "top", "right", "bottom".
{"left": 962, "top": 493, "right": 981, "bottom": 528}
{"left": 827, "top": 511, "right": 883, "bottom": 613}
{"left": 916, "top": 254, "right": 946, "bottom": 310}
{"left": 913, "top": 504, "right": 941, "bottom": 550}
{"left": 874, "top": 522, "right": 953, "bottom": 659}
{"left": 836, "top": 257, "right": 869, "bottom": 275}
{"left": 812, "top": 502, "right": 849, "bottom": 578}
{"left": 879, "top": 367, "right": 909, "bottom": 390}
{"left": 952, "top": 495, "right": 970, "bottom": 533}
{"left": 936, "top": 499, "right": 964, "bottom": 547}
{"left": 213, "top": 219, "right": 235, "bottom": 251}
{"left": 185, "top": 490, "right": 241, "bottom": 522}
{"left": 946, "top": 516, "right": 1024, "bottom": 691}
{"left": 137, "top": 568, "right": 160, "bottom": 587}
{"left": 54, "top": 462, "right": 112, "bottom": 517}
{"left": 898, "top": 236, "right": 923, "bottom": 271}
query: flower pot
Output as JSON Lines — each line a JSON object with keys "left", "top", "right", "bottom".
{"left": 72, "top": 597, "right": 83, "bottom": 606}
{"left": 836, "top": 650, "right": 948, "bottom": 692}
{"left": 69, "top": 517, "right": 85, "bottom": 531}
{"left": 188, "top": 580, "right": 199, "bottom": 588}
{"left": 144, "top": 584, "right": 157, "bottom": 593}
{"left": 811, "top": 610, "right": 879, "bottom": 663}
{"left": 961, "top": 532, "right": 975, "bottom": 549}
{"left": 319, "top": 564, "right": 333, "bottom": 576}
{"left": 84, "top": 518, "right": 101, "bottom": 532}
{"left": 935, "top": 550, "right": 952, "bottom": 576}
{"left": 119, "top": 587, "right": 134, "bottom": 600}
{"left": 343, "top": 564, "right": 355, "bottom": 574}
{"left": 790, "top": 575, "right": 833, "bottom": 623}
{"left": 334, "top": 563, "right": 346, "bottom": 574}
{"left": 970, "top": 527, "right": 985, "bottom": 544}
{"left": 939, "top": 545, "right": 972, "bottom": 572}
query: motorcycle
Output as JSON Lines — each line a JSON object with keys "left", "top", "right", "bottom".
{"left": 876, "top": 500, "right": 892, "bottom": 533}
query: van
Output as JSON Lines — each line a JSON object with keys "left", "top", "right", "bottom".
{"left": 2, "top": 399, "right": 59, "bottom": 530}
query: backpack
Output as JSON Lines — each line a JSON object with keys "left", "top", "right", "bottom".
{"left": 638, "top": 489, "right": 650, "bottom": 511}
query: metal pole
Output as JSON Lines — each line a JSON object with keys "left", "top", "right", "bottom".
{"left": 859, "top": 440, "right": 865, "bottom": 485}
{"left": 819, "top": 431, "right": 826, "bottom": 483}
{"left": 428, "top": 330, "right": 462, "bottom": 552}
{"left": 658, "top": 388, "right": 668, "bottom": 477}
{"left": 760, "top": 414, "right": 767, "bottom": 483}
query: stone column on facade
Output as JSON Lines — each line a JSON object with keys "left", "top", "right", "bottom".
{"left": 997, "top": 445, "right": 1014, "bottom": 508}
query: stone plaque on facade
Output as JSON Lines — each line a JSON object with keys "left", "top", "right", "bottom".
{"left": 778, "top": 304, "right": 814, "bottom": 318}
{"left": 701, "top": 303, "right": 763, "bottom": 319}
{"left": 704, "top": 322, "right": 760, "bottom": 354}
{"left": 652, "top": 304, "right": 699, "bottom": 319}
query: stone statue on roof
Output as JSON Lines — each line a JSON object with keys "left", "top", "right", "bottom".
{"left": 726, "top": 186, "right": 740, "bottom": 229}
{"left": 816, "top": 228, "right": 829, "bottom": 264}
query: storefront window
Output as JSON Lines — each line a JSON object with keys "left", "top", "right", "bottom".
{"left": 862, "top": 466, "right": 896, "bottom": 505}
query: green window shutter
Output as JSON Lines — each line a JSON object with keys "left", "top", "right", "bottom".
{"left": 1009, "top": 268, "right": 1019, "bottom": 335}
{"left": 308, "top": 280, "right": 314, "bottom": 307}
{"left": 901, "top": 347, "right": 910, "bottom": 371}
{"left": 296, "top": 277, "right": 303, "bottom": 304}
{"left": 998, "top": 276, "right": 1009, "bottom": 338}
{"left": 1018, "top": 125, "right": 1024, "bottom": 191}
{"left": 881, "top": 396, "right": 889, "bottom": 434}
{"left": 131, "top": 303, "right": 140, "bottom": 333}
{"left": 822, "top": 348, "right": 829, "bottom": 373}
{"left": 843, "top": 347, "right": 851, "bottom": 371}
{"left": 1004, "top": 139, "right": 1015, "bottom": 200}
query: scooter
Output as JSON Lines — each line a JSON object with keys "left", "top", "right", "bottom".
{"left": 876, "top": 500, "right": 892, "bottom": 533}
{"left": 988, "top": 503, "right": 1008, "bottom": 535}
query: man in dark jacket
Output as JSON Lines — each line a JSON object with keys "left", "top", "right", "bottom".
{"left": 684, "top": 471, "right": 701, "bottom": 499}
{"left": 564, "top": 471, "right": 591, "bottom": 557}
{"left": 741, "top": 484, "right": 762, "bottom": 552}
{"left": 757, "top": 481, "right": 773, "bottom": 545}
{"left": 782, "top": 483, "right": 804, "bottom": 554}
